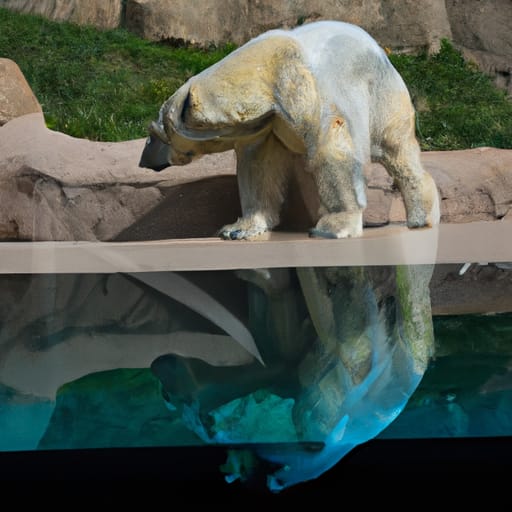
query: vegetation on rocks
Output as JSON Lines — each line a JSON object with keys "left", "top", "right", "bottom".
{"left": 1, "top": 7, "right": 511, "bottom": 149}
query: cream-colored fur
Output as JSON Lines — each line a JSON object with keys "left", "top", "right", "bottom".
{"left": 139, "top": 20, "right": 440, "bottom": 239}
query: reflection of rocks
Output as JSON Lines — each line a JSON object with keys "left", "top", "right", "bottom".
{"left": 381, "top": 346, "right": 512, "bottom": 439}
{"left": 38, "top": 369, "right": 200, "bottom": 450}
{"left": 430, "top": 263, "right": 512, "bottom": 316}
{"left": 0, "top": 272, "right": 253, "bottom": 401}
{"left": 0, "top": 261, "right": 438, "bottom": 491}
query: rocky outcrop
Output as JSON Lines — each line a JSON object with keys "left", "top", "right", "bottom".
{"left": 446, "top": 0, "right": 512, "bottom": 95}
{"left": 1, "top": 112, "right": 511, "bottom": 242}
{"left": 0, "top": 59, "right": 42, "bottom": 126}
{"left": 1, "top": 0, "right": 122, "bottom": 29}
{"left": 0, "top": 112, "right": 238, "bottom": 241}
{"left": 368, "top": 147, "right": 512, "bottom": 225}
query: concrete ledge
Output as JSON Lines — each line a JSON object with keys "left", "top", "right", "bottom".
{"left": 0, "top": 220, "right": 510, "bottom": 273}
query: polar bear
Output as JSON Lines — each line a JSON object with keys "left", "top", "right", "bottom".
{"left": 139, "top": 20, "right": 440, "bottom": 240}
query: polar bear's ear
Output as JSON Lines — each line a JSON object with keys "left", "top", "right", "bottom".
{"left": 166, "top": 97, "right": 232, "bottom": 142}
{"left": 148, "top": 121, "right": 169, "bottom": 143}
{"left": 162, "top": 85, "right": 222, "bottom": 141}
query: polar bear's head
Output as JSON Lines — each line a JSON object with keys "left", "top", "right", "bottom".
{"left": 139, "top": 55, "right": 277, "bottom": 172}
{"left": 139, "top": 88, "right": 275, "bottom": 172}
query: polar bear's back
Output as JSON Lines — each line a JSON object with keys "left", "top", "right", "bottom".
{"left": 248, "top": 20, "right": 407, "bottom": 106}
{"left": 289, "top": 21, "right": 400, "bottom": 85}
{"left": 250, "top": 21, "right": 390, "bottom": 72}
{"left": 291, "top": 20, "right": 384, "bottom": 57}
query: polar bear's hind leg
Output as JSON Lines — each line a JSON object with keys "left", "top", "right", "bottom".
{"left": 378, "top": 94, "right": 440, "bottom": 228}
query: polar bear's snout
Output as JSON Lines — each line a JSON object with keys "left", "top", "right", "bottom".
{"left": 139, "top": 133, "right": 172, "bottom": 172}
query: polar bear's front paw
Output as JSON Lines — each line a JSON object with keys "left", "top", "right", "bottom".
{"left": 218, "top": 214, "right": 270, "bottom": 240}
{"left": 310, "top": 211, "right": 363, "bottom": 239}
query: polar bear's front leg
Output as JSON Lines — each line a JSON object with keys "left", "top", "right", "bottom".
{"left": 309, "top": 119, "right": 367, "bottom": 239}
{"left": 219, "top": 134, "right": 291, "bottom": 240}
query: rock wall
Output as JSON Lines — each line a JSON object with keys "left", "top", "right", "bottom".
{"left": 0, "top": 0, "right": 122, "bottom": 29}
{"left": 2, "top": 0, "right": 510, "bottom": 94}
{"left": 124, "top": 0, "right": 451, "bottom": 52}
{"left": 446, "top": 0, "right": 512, "bottom": 94}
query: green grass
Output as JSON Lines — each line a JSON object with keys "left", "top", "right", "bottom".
{"left": 389, "top": 40, "right": 512, "bottom": 150}
{"left": 1, "top": 7, "right": 511, "bottom": 149}
{"left": 0, "top": 7, "right": 234, "bottom": 140}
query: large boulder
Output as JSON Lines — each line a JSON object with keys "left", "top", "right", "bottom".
{"left": 366, "top": 147, "right": 512, "bottom": 225}
{"left": 446, "top": 0, "right": 512, "bottom": 95}
{"left": 0, "top": 58, "right": 42, "bottom": 126}
{"left": 1, "top": 0, "right": 122, "bottom": 29}
{"left": 124, "top": 0, "right": 451, "bottom": 53}
{"left": 0, "top": 112, "right": 238, "bottom": 241}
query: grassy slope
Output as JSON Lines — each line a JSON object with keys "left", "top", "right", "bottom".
{"left": 0, "top": 7, "right": 233, "bottom": 141}
{"left": 1, "top": 7, "right": 511, "bottom": 149}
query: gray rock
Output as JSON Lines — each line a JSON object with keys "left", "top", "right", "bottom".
{"left": 124, "top": 0, "right": 450, "bottom": 52}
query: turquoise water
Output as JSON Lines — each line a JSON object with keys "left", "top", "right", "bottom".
{"left": 1, "top": 313, "right": 509, "bottom": 452}
{"left": 380, "top": 313, "right": 512, "bottom": 439}
{"left": 0, "top": 269, "right": 510, "bottom": 490}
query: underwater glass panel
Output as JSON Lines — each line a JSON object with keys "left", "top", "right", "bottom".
{"left": 1, "top": 259, "right": 510, "bottom": 490}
